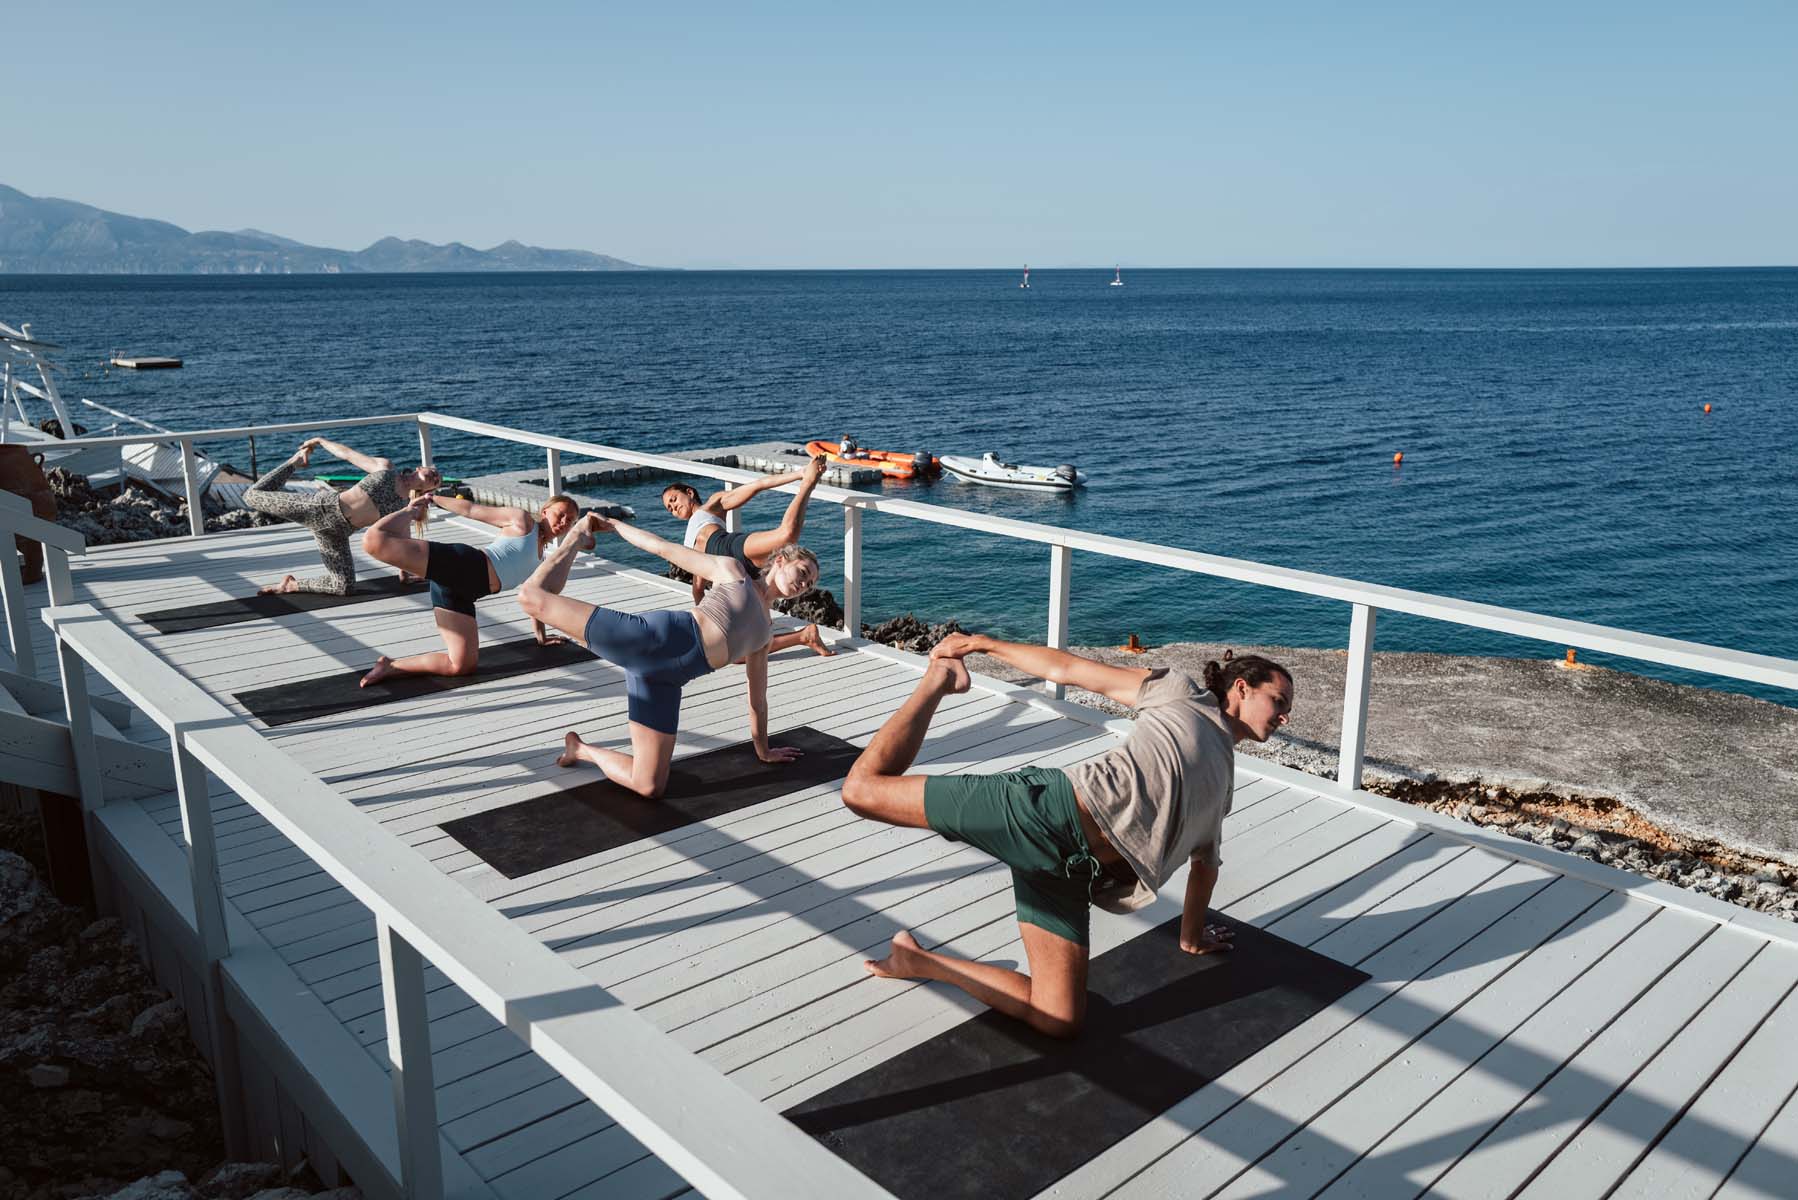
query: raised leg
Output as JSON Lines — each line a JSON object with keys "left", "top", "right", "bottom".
{"left": 866, "top": 921, "right": 1090, "bottom": 1037}
{"left": 362, "top": 609, "right": 480, "bottom": 686}
{"left": 840, "top": 658, "right": 969, "bottom": 826}
{"left": 557, "top": 721, "right": 677, "bottom": 798}
{"left": 518, "top": 520, "right": 596, "bottom": 640}
{"left": 361, "top": 503, "right": 432, "bottom": 578}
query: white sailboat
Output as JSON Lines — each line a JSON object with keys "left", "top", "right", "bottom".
{"left": 1110, "top": 266, "right": 1124, "bottom": 287}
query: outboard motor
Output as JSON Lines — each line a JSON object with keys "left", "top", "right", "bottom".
{"left": 911, "top": 450, "right": 934, "bottom": 474}
{"left": 1053, "top": 464, "right": 1079, "bottom": 486}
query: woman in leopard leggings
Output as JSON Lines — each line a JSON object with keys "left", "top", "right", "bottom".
{"left": 242, "top": 437, "right": 441, "bottom": 595}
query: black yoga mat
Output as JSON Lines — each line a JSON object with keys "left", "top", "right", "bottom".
{"left": 439, "top": 725, "right": 863, "bottom": 878}
{"left": 235, "top": 636, "right": 595, "bottom": 727}
{"left": 140, "top": 575, "right": 428, "bottom": 635}
{"left": 786, "top": 916, "right": 1370, "bottom": 1200}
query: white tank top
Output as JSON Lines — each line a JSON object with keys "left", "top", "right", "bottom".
{"left": 684, "top": 509, "right": 725, "bottom": 547}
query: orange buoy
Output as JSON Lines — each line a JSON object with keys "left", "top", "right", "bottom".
{"left": 1392, "top": 451, "right": 1404, "bottom": 465}
{"left": 1566, "top": 649, "right": 1577, "bottom": 666}
{"left": 1119, "top": 632, "right": 1148, "bottom": 655}
{"left": 1703, "top": 403, "right": 1712, "bottom": 414}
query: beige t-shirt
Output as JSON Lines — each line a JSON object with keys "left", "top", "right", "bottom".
{"left": 1064, "top": 668, "right": 1235, "bottom": 914}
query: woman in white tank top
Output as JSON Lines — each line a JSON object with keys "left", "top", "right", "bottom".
{"left": 359, "top": 492, "right": 580, "bottom": 687}
{"left": 661, "top": 454, "right": 835, "bottom": 657}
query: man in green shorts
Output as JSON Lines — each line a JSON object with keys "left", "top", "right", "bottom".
{"left": 841, "top": 634, "right": 1293, "bottom": 1037}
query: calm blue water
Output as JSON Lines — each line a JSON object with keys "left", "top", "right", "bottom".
{"left": 6, "top": 269, "right": 1797, "bottom": 703}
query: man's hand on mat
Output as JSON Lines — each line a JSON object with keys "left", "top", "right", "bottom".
{"left": 1180, "top": 924, "right": 1235, "bottom": 956}
{"left": 758, "top": 744, "right": 803, "bottom": 764}
{"left": 930, "top": 632, "right": 985, "bottom": 661}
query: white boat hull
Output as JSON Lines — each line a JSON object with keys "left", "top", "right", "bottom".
{"left": 940, "top": 455, "right": 1086, "bottom": 492}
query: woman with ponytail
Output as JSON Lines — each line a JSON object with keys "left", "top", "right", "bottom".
{"left": 841, "top": 637, "right": 1292, "bottom": 1037}
{"left": 660, "top": 454, "right": 834, "bottom": 656}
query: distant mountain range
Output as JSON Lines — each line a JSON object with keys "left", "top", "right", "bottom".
{"left": 0, "top": 184, "right": 652, "bottom": 273}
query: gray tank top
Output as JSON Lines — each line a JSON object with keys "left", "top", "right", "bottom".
{"left": 693, "top": 578, "right": 772, "bottom": 661}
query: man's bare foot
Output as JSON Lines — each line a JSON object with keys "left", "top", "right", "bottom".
{"left": 360, "top": 656, "right": 395, "bottom": 688}
{"left": 928, "top": 657, "right": 971, "bottom": 695}
{"left": 801, "top": 623, "right": 836, "bottom": 657}
{"left": 864, "top": 930, "right": 926, "bottom": 980}
{"left": 258, "top": 574, "right": 299, "bottom": 595}
{"left": 557, "top": 730, "right": 586, "bottom": 768}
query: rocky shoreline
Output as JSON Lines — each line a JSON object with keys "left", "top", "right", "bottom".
{"left": 0, "top": 811, "right": 360, "bottom": 1200}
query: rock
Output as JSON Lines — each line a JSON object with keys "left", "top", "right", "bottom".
{"left": 1469, "top": 804, "right": 1489, "bottom": 819}
{"left": 197, "top": 1162, "right": 282, "bottom": 1200}
{"left": 28, "top": 1062, "right": 70, "bottom": 1088}
{"left": 1550, "top": 817, "right": 1571, "bottom": 835}
{"left": 62, "top": 1088, "right": 103, "bottom": 1115}
{"left": 130, "top": 999, "right": 185, "bottom": 1040}
{"left": 1571, "top": 834, "right": 1602, "bottom": 859}
{"left": 1453, "top": 802, "right": 1472, "bottom": 821}
{"left": 310, "top": 1190, "right": 364, "bottom": 1200}
{"left": 243, "top": 1189, "right": 315, "bottom": 1200}
{"left": 149, "top": 1114, "right": 193, "bottom": 1140}
{"left": 101, "top": 1171, "right": 195, "bottom": 1200}
{"left": 773, "top": 587, "right": 844, "bottom": 630}
{"left": 859, "top": 613, "right": 965, "bottom": 655}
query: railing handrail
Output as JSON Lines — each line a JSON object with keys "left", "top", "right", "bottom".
{"left": 14, "top": 406, "right": 1795, "bottom": 692}
{"left": 411, "top": 413, "right": 1798, "bottom": 695}
{"left": 43, "top": 602, "right": 889, "bottom": 1200}
{"left": 13, "top": 412, "right": 421, "bottom": 451}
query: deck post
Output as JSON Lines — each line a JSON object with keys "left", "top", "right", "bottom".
{"left": 52, "top": 640, "right": 104, "bottom": 813}
{"left": 724, "top": 505, "right": 741, "bottom": 533}
{"left": 378, "top": 919, "right": 443, "bottom": 1200}
{"left": 416, "top": 420, "right": 434, "bottom": 471}
{"left": 546, "top": 447, "right": 563, "bottom": 497}
{"left": 842, "top": 506, "right": 862, "bottom": 635}
{"left": 0, "top": 527, "right": 33, "bottom": 676}
{"left": 1338, "top": 602, "right": 1378, "bottom": 790}
{"left": 173, "top": 739, "right": 251, "bottom": 1158}
{"left": 179, "top": 439, "right": 204, "bottom": 537}
{"left": 1046, "top": 543, "right": 1072, "bottom": 699}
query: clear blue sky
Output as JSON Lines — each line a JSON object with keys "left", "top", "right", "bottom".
{"left": 16, "top": 1, "right": 1796, "bottom": 268}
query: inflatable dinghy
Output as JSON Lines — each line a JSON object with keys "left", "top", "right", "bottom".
{"left": 805, "top": 438, "right": 939, "bottom": 479}
{"left": 940, "top": 453, "right": 1086, "bottom": 492}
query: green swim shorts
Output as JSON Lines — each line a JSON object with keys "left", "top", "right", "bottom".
{"left": 923, "top": 765, "right": 1108, "bottom": 946}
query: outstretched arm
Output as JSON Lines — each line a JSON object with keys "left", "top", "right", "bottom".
{"left": 705, "top": 468, "right": 807, "bottom": 515}
{"left": 931, "top": 633, "right": 1151, "bottom": 706}
{"left": 596, "top": 515, "right": 747, "bottom": 584}
{"left": 430, "top": 493, "right": 532, "bottom": 534}
{"left": 303, "top": 437, "right": 391, "bottom": 475}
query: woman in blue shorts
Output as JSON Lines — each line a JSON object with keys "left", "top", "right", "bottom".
{"left": 357, "top": 492, "right": 579, "bottom": 685}
{"left": 519, "top": 512, "right": 822, "bottom": 798}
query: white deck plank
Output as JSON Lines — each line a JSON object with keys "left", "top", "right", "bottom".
{"left": 1606, "top": 961, "right": 1798, "bottom": 1199}
{"left": 1422, "top": 922, "right": 1768, "bottom": 1199}
{"left": 1313, "top": 906, "right": 1719, "bottom": 1199}
{"left": 1515, "top": 944, "right": 1798, "bottom": 1198}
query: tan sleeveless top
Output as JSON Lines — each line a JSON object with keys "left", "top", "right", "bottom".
{"left": 694, "top": 578, "right": 773, "bottom": 661}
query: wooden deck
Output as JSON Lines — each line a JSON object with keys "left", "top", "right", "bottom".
{"left": 28, "top": 518, "right": 1798, "bottom": 1200}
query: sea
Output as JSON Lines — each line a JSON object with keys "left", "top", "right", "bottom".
{"left": 5, "top": 268, "right": 1796, "bottom": 704}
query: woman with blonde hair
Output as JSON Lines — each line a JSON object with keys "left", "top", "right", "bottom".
{"left": 519, "top": 513, "right": 822, "bottom": 798}
{"left": 358, "top": 492, "right": 580, "bottom": 685}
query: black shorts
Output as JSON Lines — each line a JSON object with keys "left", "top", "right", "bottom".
{"left": 701, "top": 528, "right": 762, "bottom": 578}
{"left": 426, "top": 542, "right": 495, "bottom": 617}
